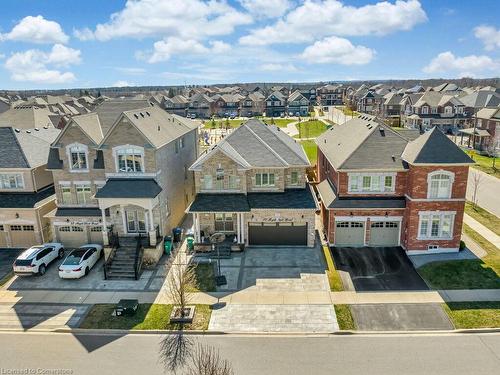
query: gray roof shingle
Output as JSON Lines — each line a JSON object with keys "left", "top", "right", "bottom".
{"left": 0, "top": 186, "right": 55, "bottom": 208}
{"left": 188, "top": 194, "right": 250, "bottom": 212}
{"left": 0, "top": 128, "right": 29, "bottom": 168}
{"left": 95, "top": 179, "right": 162, "bottom": 198}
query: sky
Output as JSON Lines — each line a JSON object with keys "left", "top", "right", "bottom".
{"left": 0, "top": 0, "right": 498, "bottom": 90}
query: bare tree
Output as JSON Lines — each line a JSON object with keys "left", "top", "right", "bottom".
{"left": 159, "top": 332, "right": 194, "bottom": 374}
{"left": 187, "top": 344, "right": 234, "bottom": 375}
{"left": 486, "top": 143, "right": 498, "bottom": 171}
{"left": 168, "top": 262, "right": 196, "bottom": 319}
{"left": 470, "top": 170, "right": 483, "bottom": 209}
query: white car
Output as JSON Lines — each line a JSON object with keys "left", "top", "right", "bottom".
{"left": 13, "top": 243, "right": 65, "bottom": 276}
{"left": 58, "top": 244, "right": 103, "bottom": 279}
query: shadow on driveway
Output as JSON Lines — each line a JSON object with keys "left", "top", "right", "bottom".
{"left": 331, "top": 246, "right": 428, "bottom": 291}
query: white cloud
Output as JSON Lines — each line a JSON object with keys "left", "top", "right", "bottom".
{"left": 423, "top": 51, "right": 499, "bottom": 77}
{"left": 115, "top": 67, "right": 146, "bottom": 75}
{"left": 112, "top": 80, "right": 133, "bottom": 87}
{"left": 238, "top": 0, "right": 293, "bottom": 18}
{"left": 260, "top": 63, "right": 297, "bottom": 71}
{"left": 0, "top": 15, "right": 69, "bottom": 44}
{"left": 0, "top": 53, "right": 5, "bottom": 60}
{"left": 239, "top": 0, "right": 427, "bottom": 46}
{"left": 75, "top": 0, "right": 252, "bottom": 41}
{"left": 300, "top": 36, "right": 374, "bottom": 65}
{"left": 474, "top": 25, "right": 500, "bottom": 51}
{"left": 4, "top": 44, "right": 80, "bottom": 84}
{"left": 147, "top": 37, "right": 230, "bottom": 63}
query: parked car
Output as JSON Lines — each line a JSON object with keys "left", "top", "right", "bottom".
{"left": 13, "top": 243, "right": 65, "bottom": 276}
{"left": 58, "top": 244, "right": 103, "bottom": 279}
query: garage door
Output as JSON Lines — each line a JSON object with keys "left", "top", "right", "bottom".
{"left": 369, "top": 221, "right": 400, "bottom": 246}
{"left": 248, "top": 222, "right": 307, "bottom": 246}
{"left": 57, "top": 226, "right": 86, "bottom": 248}
{"left": 9, "top": 225, "right": 37, "bottom": 248}
{"left": 0, "top": 225, "right": 8, "bottom": 247}
{"left": 335, "top": 221, "right": 365, "bottom": 247}
{"left": 89, "top": 226, "right": 104, "bottom": 245}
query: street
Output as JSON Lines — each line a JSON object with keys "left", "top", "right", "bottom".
{"left": 467, "top": 168, "right": 500, "bottom": 217}
{"left": 0, "top": 331, "right": 499, "bottom": 374}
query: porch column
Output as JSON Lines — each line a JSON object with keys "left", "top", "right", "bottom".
{"left": 236, "top": 213, "right": 241, "bottom": 243}
{"left": 101, "top": 209, "right": 109, "bottom": 246}
{"left": 193, "top": 213, "right": 200, "bottom": 242}
{"left": 240, "top": 213, "right": 245, "bottom": 244}
{"left": 148, "top": 208, "right": 156, "bottom": 247}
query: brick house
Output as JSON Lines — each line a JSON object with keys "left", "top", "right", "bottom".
{"left": 188, "top": 119, "right": 317, "bottom": 247}
{"left": 46, "top": 99, "right": 198, "bottom": 249}
{"left": 316, "top": 114, "right": 474, "bottom": 254}
{"left": 316, "top": 84, "right": 344, "bottom": 107}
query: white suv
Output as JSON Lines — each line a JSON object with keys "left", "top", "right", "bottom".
{"left": 13, "top": 243, "right": 65, "bottom": 276}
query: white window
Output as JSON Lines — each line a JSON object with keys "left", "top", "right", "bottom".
{"left": 431, "top": 107, "right": 437, "bottom": 114}
{"left": 444, "top": 106, "right": 453, "bottom": 114}
{"left": 255, "top": 173, "right": 275, "bottom": 187}
{"left": 0, "top": 174, "right": 24, "bottom": 189}
{"left": 384, "top": 176, "right": 394, "bottom": 192}
{"left": 349, "top": 173, "right": 395, "bottom": 193}
{"left": 75, "top": 185, "right": 92, "bottom": 204}
{"left": 418, "top": 212, "right": 454, "bottom": 239}
{"left": 216, "top": 168, "right": 224, "bottom": 189}
{"left": 290, "top": 171, "right": 299, "bottom": 185}
{"left": 60, "top": 186, "right": 72, "bottom": 204}
{"left": 421, "top": 106, "right": 428, "bottom": 114}
{"left": 228, "top": 175, "right": 237, "bottom": 189}
{"left": 203, "top": 175, "right": 213, "bottom": 189}
{"left": 349, "top": 175, "right": 360, "bottom": 192}
{"left": 456, "top": 106, "right": 463, "bottom": 114}
{"left": 68, "top": 144, "right": 88, "bottom": 171}
{"left": 115, "top": 146, "right": 144, "bottom": 173}
{"left": 428, "top": 171, "right": 454, "bottom": 199}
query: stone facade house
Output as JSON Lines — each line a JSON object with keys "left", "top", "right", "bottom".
{"left": 46, "top": 99, "right": 198, "bottom": 249}
{"left": 316, "top": 114, "right": 474, "bottom": 254}
{"left": 0, "top": 127, "right": 59, "bottom": 248}
{"left": 188, "top": 119, "right": 317, "bottom": 247}
{"left": 239, "top": 92, "right": 266, "bottom": 117}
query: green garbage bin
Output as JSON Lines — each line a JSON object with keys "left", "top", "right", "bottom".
{"left": 186, "top": 235, "right": 194, "bottom": 252}
{"left": 164, "top": 235, "right": 172, "bottom": 255}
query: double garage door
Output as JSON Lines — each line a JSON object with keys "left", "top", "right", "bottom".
{"left": 57, "top": 226, "right": 103, "bottom": 248}
{"left": 248, "top": 222, "right": 307, "bottom": 246}
{"left": 335, "top": 221, "right": 399, "bottom": 247}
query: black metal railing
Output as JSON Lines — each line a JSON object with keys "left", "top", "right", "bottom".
{"left": 134, "top": 234, "right": 145, "bottom": 280}
{"left": 103, "top": 231, "right": 119, "bottom": 280}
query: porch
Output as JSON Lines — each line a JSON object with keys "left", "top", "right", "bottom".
{"left": 458, "top": 128, "right": 491, "bottom": 152}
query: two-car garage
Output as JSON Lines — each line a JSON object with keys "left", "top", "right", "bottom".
{"left": 334, "top": 219, "right": 401, "bottom": 247}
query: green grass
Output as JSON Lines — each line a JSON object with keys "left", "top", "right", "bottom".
{"left": 202, "top": 119, "right": 244, "bottom": 129}
{"left": 465, "top": 202, "right": 500, "bottom": 236}
{"left": 444, "top": 302, "right": 500, "bottom": 329}
{"left": 187, "top": 263, "right": 216, "bottom": 292}
{"left": 262, "top": 118, "right": 295, "bottom": 128}
{"left": 294, "top": 120, "right": 328, "bottom": 139}
{"left": 0, "top": 271, "right": 14, "bottom": 288}
{"left": 300, "top": 140, "right": 317, "bottom": 164}
{"left": 334, "top": 305, "right": 356, "bottom": 330}
{"left": 467, "top": 150, "right": 500, "bottom": 178}
{"left": 418, "top": 224, "right": 500, "bottom": 289}
{"left": 79, "top": 304, "right": 212, "bottom": 330}
{"left": 322, "top": 245, "right": 344, "bottom": 291}
{"left": 341, "top": 107, "right": 358, "bottom": 116}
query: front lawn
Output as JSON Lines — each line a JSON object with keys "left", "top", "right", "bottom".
{"left": 467, "top": 151, "right": 500, "bottom": 178}
{"left": 334, "top": 305, "right": 356, "bottom": 330}
{"left": 300, "top": 140, "right": 317, "bottom": 164}
{"left": 465, "top": 202, "right": 500, "bottom": 236}
{"left": 418, "top": 224, "right": 500, "bottom": 289}
{"left": 341, "top": 107, "right": 358, "bottom": 116}
{"left": 294, "top": 120, "right": 328, "bottom": 139}
{"left": 79, "top": 304, "right": 212, "bottom": 330}
{"left": 202, "top": 119, "right": 244, "bottom": 129}
{"left": 262, "top": 118, "right": 295, "bottom": 128}
{"left": 322, "top": 246, "right": 343, "bottom": 291}
{"left": 444, "top": 302, "right": 500, "bottom": 329}
{"left": 188, "top": 262, "right": 216, "bottom": 292}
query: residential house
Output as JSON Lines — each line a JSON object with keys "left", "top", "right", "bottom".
{"left": 0, "top": 127, "right": 60, "bottom": 248}
{"left": 213, "top": 94, "right": 244, "bottom": 117}
{"left": 187, "top": 93, "right": 214, "bottom": 119}
{"left": 287, "top": 90, "right": 309, "bottom": 116}
{"left": 0, "top": 105, "right": 56, "bottom": 130}
{"left": 381, "top": 92, "right": 403, "bottom": 121}
{"left": 188, "top": 119, "right": 316, "bottom": 247}
{"left": 316, "top": 114, "right": 474, "bottom": 253}
{"left": 316, "top": 84, "right": 344, "bottom": 107}
{"left": 239, "top": 92, "right": 266, "bottom": 117}
{"left": 45, "top": 100, "right": 199, "bottom": 250}
{"left": 357, "top": 91, "right": 383, "bottom": 114}
{"left": 162, "top": 95, "right": 189, "bottom": 117}
{"left": 459, "top": 107, "right": 500, "bottom": 152}
{"left": 265, "top": 91, "right": 287, "bottom": 117}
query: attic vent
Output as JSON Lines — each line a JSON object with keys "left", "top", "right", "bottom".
{"left": 157, "top": 125, "right": 160, "bottom": 131}
{"left": 140, "top": 113, "right": 145, "bottom": 118}
{"left": 34, "top": 128, "right": 39, "bottom": 131}
{"left": 368, "top": 126, "right": 373, "bottom": 130}
{"left": 134, "top": 114, "right": 139, "bottom": 119}
{"left": 379, "top": 128, "right": 385, "bottom": 136}
{"left": 14, "top": 128, "right": 20, "bottom": 133}
{"left": 43, "top": 126, "right": 48, "bottom": 129}
{"left": 26, "top": 130, "right": 31, "bottom": 134}
{"left": 150, "top": 102, "right": 154, "bottom": 106}
{"left": 146, "top": 111, "right": 150, "bottom": 116}
{"left": 391, "top": 154, "right": 396, "bottom": 161}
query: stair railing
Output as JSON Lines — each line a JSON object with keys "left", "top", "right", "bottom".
{"left": 103, "top": 231, "right": 119, "bottom": 280}
{"left": 134, "top": 233, "right": 145, "bottom": 280}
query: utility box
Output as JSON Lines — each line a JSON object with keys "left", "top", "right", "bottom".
{"left": 115, "top": 299, "right": 139, "bottom": 316}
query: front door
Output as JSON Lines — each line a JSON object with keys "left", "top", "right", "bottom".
{"left": 126, "top": 210, "right": 146, "bottom": 233}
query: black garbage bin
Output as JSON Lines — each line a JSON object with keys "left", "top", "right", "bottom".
{"left": 172, "top": 227, "right": 182, "bottom": 242}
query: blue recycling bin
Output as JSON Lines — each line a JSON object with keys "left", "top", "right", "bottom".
{"left": 172, "top": 227, "right": 182, "bottom": 243}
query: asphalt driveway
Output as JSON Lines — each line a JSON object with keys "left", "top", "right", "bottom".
{"left": 0, "top": 249, "right": 23, "bottom": 282}
{"left": 350, "top": 303, "right": 453, "bottom": 331}
{"left": 331, "top": 247, "right": 428, "bottom": 291}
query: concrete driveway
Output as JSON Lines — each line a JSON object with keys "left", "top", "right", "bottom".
{"left": 331, "top": 247, "right": 428, "bottom": 291}
{"left": 350, "top": 303, "right": 453, "bottom": 331}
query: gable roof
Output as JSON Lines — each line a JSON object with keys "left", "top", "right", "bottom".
{"left": 0, "top": 105, "right": 54, "bottom": 130}
{"left": 190, "top": 119, "right": 309, "bottom": 170}
{"left": 476, "top": 107, "right": 500, "bottom": 120}
{"left": 460, "top": 91, "right": 500, "bottom": 108}
{"left": 402, "top": 127, "right": 475, "bottom": 165}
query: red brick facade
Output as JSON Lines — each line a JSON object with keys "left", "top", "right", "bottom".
{"left": 317, "top": 149, "right": 469, "bottom": 253}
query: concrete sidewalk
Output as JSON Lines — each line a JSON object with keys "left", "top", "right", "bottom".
{"left": 463, "top": 213, "right": 500, "bottom": 250}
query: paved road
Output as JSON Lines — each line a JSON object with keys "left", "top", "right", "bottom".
{"left": 467, "top": 168, "right": 500, "bottom": 217}
{"left": 0, "top": 332, "right": 499, "bottom": 374}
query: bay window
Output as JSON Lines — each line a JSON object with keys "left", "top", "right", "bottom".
{"left": 418, "top": 212, "right": 454, "bottom": 239}
{"left": 349, "top": 173, "right": 395, "bottom": 193}
{"left": 255, "top": 173, "right": 275, "bottom": 187}
{"left": 115, "top": 146, "right": 144, "bottom": 173}
{"left": 0, "top": 174, "right": 24, "bottom": 189}
{"left": 428, "top": 171, "right": 454, "bottom": 199}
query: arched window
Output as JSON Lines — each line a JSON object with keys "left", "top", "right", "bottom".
{"left": 427, "top": 171, "right": 454, "bottom": 199}
{"left": 114, "top": 145, "right": 144, "bottom": 173}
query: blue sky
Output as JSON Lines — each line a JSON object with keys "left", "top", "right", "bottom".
{"left": 0, "top": 0, "right": 498, "bottom": 89}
